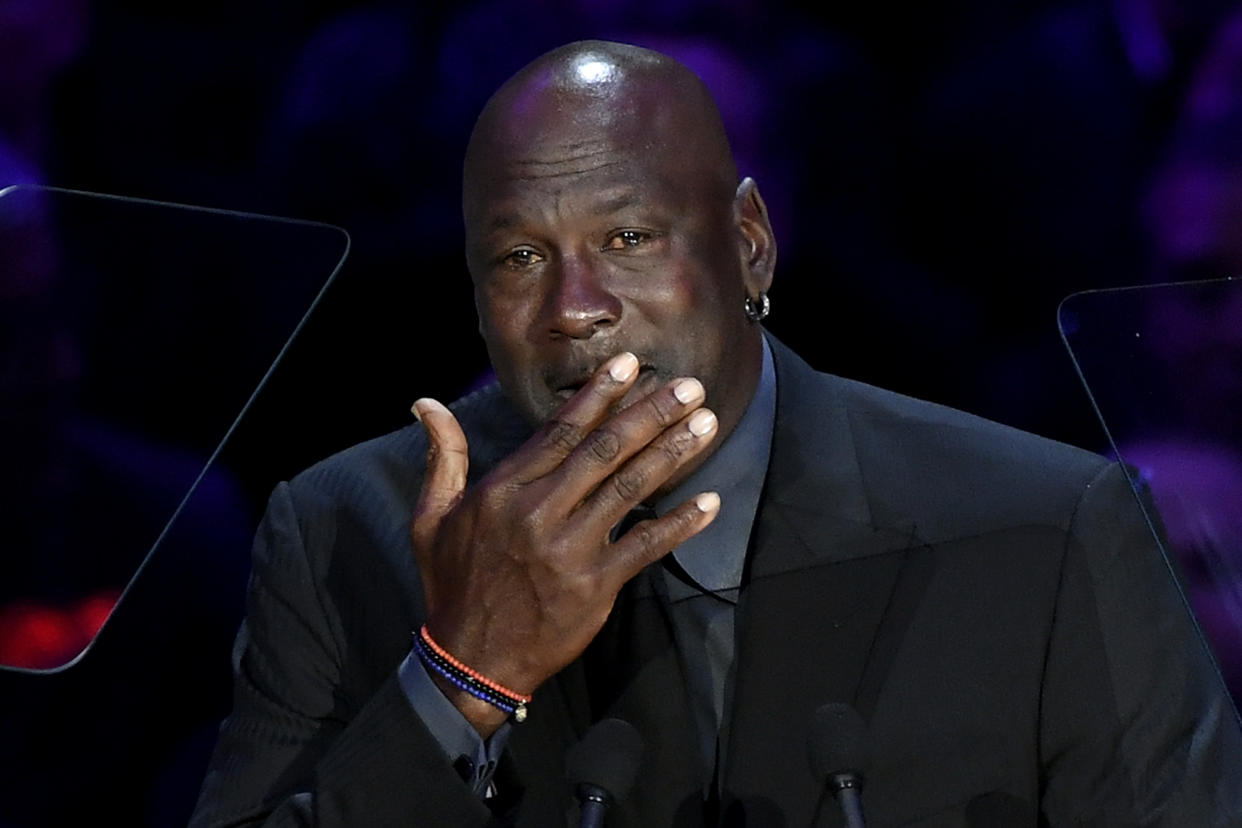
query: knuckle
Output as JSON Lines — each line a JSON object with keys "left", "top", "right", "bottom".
{"left": 660, "top": 427, "right": 696, "bottom": 462}
{"left": 542, "top": 418, "right": 582, "bottom": 455}
{"left": 630, "top": 521, "right": 660, "bottom": 553}
{"left": 477, "top": 477, "right": 520, "bottom": 515}
{"left": 585, "top": 428, "right": 621, "bottom": 464}
{"left": 642, "top": 394, "right": 675, "bottom": 428}
{"left": 675, "top": 504, "right": 702, "bottom": 531}
{"left": 518, "top": 500, "right": 548, "bottom": 533}
{"left": 589, "top": 379, "right": 619, "bottom": 403}
{"left": 566, "top": 571, "right": 600, "bottom": 603}
{"left": 476, "top": 478, "right": 503, "bottom": 507}
{"left": 632, "top": 521, "right": 660, "bottom": 557}
{"left": 611, "top": 467, "right": 646, "bottom": 502}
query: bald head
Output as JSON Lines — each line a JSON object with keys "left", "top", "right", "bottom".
{"left": 463, "top": 40, "right": 738, "bottom": 224}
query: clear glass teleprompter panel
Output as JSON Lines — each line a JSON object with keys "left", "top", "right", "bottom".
{"left": 0, "top": 185, "right": 348, "bottom": 671}
{"left": 1059, "top": 277, "right": 1242, "bottom": 707}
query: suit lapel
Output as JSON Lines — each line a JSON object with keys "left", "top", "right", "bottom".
{"left": 719, "top": 338, "right": 938, "bottom": 825}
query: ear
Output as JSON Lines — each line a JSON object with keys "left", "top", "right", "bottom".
{"left": 733, "top": 177, "right": 776, "bottom": 297}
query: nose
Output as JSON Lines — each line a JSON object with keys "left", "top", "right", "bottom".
{"left": 544, "top": 252, "right": 621, "bottom": 340}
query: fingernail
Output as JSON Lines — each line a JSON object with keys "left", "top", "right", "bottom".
{"left": 412, "top": 398, "right": 445, "bottom": 422}
{"left": 695, "top": 492, "right": 721, "bottom": 513}
{"left": 673, "top": 378, "right": 703, "bottom": 404}
{"left": 688, "top": 409, "right": 717, "bottom": 436}
{"left": 609, "top": 352, "right": 639, "bottom": 382}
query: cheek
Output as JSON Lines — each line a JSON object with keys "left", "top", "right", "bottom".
{"left": 657, "top": 270, "right": 742, "bottom": 339}
{"left": 633, "top": 267, "right": 745, "bottom": 371}
{"left": 668, "top": 229, "right": 747, "bottom": 308}
{"left": 635, "top": 247, "right": 737, "bottom": 318}
{"left": 476, "top": 285, "right": 534, "bottom": 347}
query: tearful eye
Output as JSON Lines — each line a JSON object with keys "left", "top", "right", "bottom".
{"left": 604, "top": 230, "right": 650, "bottom": 250}
{"left": 502, "top": 248, "right": 544, "bottom": 269}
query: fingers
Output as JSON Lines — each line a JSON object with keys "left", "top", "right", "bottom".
{"left": 566, "top": 402, "right": 718, "bottom": 534}
{"left": 606, "top": 492, "right": 722, "bottom": 583}
{"left": 410, "top": 398, "right": 469, "bottom": 576}
{"left": 548, "top": 377, "right": 715, "bottom": 511}
{"left": 508, "top": 352, "right": 642, "bottom": 482}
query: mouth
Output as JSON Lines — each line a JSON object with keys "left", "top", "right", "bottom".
{"left": 551, "top": 364, "right": 657, "bottom": 401}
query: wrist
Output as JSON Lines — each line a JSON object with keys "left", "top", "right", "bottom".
{"left": 422, "top": 616, "right": 544, "bottom": 696}
{"left": 426, "top": 670, "right": 512, "bottom": 739}
{"left": 415, "top": 624, "right": 533, "bottom": 736}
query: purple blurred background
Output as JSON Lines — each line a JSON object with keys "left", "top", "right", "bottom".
{"left": 2, "top": 0, "right": 1242, "bottom": 823}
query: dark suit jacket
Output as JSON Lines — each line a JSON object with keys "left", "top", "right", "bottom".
{"left": 191, "top": 336, "right": 1242, "bottom": 827}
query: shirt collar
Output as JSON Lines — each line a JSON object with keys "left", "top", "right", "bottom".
{"left": 655, "top": 337, "right": 776, "bottom": 596}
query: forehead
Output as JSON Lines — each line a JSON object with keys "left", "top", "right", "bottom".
{"left": 472, "top": 151, "right": 689, "bottom": 230}
{"left": 465, "top": 106, "right": 725, "bottom": 235}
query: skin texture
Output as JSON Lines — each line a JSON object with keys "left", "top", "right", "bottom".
{"left": 410, "top": 40, "right": 777, "bottom": 736}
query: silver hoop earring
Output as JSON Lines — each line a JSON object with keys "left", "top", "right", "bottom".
{"left": 744, "top": 291, "right": 770, "bottom": 322}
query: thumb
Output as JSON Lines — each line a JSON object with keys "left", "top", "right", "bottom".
{"left": 410, "top": 398, "right": 469, "bottom": 571}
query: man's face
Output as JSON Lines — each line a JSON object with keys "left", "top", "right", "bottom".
{"left": 464, "top": 85, "right": 768, "bottom": 440}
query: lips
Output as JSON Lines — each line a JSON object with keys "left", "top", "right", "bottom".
{"left": 549, "top": 363, "right": 657, "bottom": 400}
{"left": 549, "top": 368, "right": 592, "bottom": 399}
{"left": 552, "top": 374, "right": 593, "bottom": 395}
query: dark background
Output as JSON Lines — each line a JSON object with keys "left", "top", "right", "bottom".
{"left": 2, "top": 0, "right": 1241, "bottom": 824}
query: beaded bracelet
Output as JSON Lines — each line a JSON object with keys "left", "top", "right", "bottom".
{"left": 413, "top": 636, "right": 519, "bottom": 715}
{"left": 414, "top": 624, "right": 530, "bottom": 722}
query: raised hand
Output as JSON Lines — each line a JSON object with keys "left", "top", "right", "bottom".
{"left": 410, "top": 352, "right": 720, "bottom": 734}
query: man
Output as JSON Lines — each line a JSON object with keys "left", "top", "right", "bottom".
{"left": 192, "top": 40, "right": 1242, "bottom": 826}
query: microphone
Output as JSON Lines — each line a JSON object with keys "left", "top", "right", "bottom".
{"left": 565, "top": 717, "right": 644, "bottom": 828}
{"left": 807, "top": 702, "right": 872, "bottom": 828}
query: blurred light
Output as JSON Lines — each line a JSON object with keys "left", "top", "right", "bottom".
{"left": 0, "top": 589, "right": 120, "bottom": 670}
{"left": 575, "top": 59, "right": 615, "bottom": 84}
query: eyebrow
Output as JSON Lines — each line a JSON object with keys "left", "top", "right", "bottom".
{"left": 590, "top": 192, "right": 642, "bottom": 216}
{"left": 480, "top": 191, "right": 646, "bottom": 236}
{"left": 483, "top": 214, "right": 521, "bottom": 234}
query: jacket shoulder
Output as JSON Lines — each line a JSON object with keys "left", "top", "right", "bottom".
{"left": 767, "top": 336, "right": 1117, "bottom": 541}
{"left": 835, "top": 373, "right": 1115, "bottom": 537}
{"left": 283, "top": 382, "right": 522, "bottom": 527}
